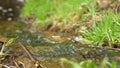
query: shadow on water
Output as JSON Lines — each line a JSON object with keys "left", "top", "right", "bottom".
{"left": 0, "top": 21, "right": 120, "bottom": 68}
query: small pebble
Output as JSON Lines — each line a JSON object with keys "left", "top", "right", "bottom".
{"left": 16, "top": 6, "right": 20, "bottom": 9}
{"left": 8, "top": 13, "right": 14, "bottom": 16}
{"left": 0, "top": 6, "right": 3, "bottom": 10}
{"left": 8, "top": 8, "right": 13, "bottom": 11}
{"left": 7, "top": 17, "right": 12, "bottom": 21}
{"left": 17, "top": 0, "right": 24, "bottom": 2}
{"left": 2, "top": 9, "right": 7, "bottom": 13}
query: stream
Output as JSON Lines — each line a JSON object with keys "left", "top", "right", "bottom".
{"left": 0, "top": 21, "right": 120, "bottom": 68}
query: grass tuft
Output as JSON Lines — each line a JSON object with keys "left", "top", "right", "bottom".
{"left": 83, "top": 11, "right": 120, "bottom": 46}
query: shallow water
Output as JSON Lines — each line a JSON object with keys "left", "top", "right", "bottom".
{"left": 0, "top": 21, "right": 120, "bottom": 68}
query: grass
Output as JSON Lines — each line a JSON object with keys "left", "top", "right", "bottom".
{"left": 22, "top": 0, "right": 55, "bottom": 20}
{"left": 61, "top": 58, "right": 117, "bottom": 68}
{"left": 83, "top": 11, "right": 120, "bottom": 47}
{"left": 22, "top": 0, "right": 97, "bottom": 27}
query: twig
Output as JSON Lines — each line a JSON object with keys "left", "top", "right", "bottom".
{"left": 18, "top": 61, "right": 25, "bottom": 68}
{"left": 13, "top": 57, "right": 20, "bottom": 68}
{"left": 0, "top": 45, "right": 5, "bottom": 55}
{"left": 18, "top": 42, "right": 44, "bottom": 68}
{"left": 3, "top": 65, "right": 10, "bottom": 68}
{"left": 18, "top": 42, "right": 35, "bottom": 61}
{"left": 91, "top": 46, "right": 120, "bottom": 52}
{"left": 35, "top": 61, "right": 44, "bottom": 68}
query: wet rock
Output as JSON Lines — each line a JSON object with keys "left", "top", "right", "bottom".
{"left": 32, "top": 43, "right": 107, "bottom": 60}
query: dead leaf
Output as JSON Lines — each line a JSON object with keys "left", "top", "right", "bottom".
{"left": 97, "top": 0, "right": 110, "bottom": 9}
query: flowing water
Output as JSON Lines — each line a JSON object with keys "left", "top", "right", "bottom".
{"left": 0, "top": 21, "right": 120, "bottom": 68}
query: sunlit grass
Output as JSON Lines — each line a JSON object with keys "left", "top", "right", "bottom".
{"left": 22, "top": 0, "right": 97, "bottom": 27}
{"left": 22, "top": 0, "right": 55, "bottom": 20}
{"left": 83, "top": 11, "right": 120, "bottom": 47}
{"left": 61, "top": 58, "right": 117, "bottom": 68}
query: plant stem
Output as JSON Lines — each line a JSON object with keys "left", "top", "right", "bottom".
{"left": 0, "top": 45, "right": 5, "bottom": 55}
